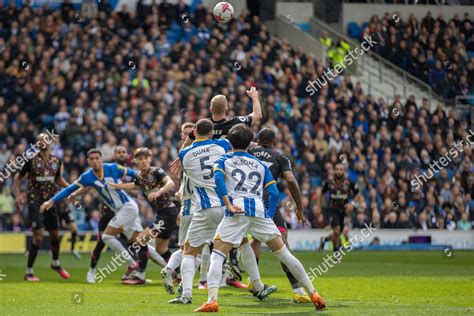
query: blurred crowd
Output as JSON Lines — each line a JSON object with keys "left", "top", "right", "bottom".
{"left": 361, "top": 11, "right": 473, "bottom": 100}
{"left": 0, "top": 1, "right": 472, "bottom": 233}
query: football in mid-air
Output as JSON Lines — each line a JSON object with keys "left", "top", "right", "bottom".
{"left": 213, "top": 2, "right": 234, "bottom": 23}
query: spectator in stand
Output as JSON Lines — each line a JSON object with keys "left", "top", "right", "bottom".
{"left": 457, "top": 213, "right": 472, "bottom": 231}
{"left": 0, "top": 4, "right": 471, "bottom": 233}
{"left": 361, "top": 12, "right": 473, "bottom": 99}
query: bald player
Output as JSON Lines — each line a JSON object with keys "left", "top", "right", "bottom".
{"left": 170, "top": 87, "right": 263, "bottom": 282}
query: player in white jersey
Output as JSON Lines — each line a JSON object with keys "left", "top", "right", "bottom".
{"left": 168, "top": 119, "right": 230, "bottom": 304}
{"left": 195, "top": 124, "right": 326, "bottom": 312}
{"left": 169, "top": 119, "right": 272, "bottom": 304}
{"left": 161, "top": 122, "right": 205, "bottom": 294}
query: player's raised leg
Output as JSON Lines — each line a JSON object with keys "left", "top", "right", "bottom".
{"left": 49, "top": 227, "right": 70, "bottom": 279}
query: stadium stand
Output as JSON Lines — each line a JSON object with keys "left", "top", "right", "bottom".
{"left": 0, "top": 2, "right": 472, "bottom": 233}
{"left": 356, "top": 12, "right": 473, "bottom": 100}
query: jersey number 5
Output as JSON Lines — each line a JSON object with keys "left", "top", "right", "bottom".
{"left": 199, "top": 156, "right": 214, "bottom": 180}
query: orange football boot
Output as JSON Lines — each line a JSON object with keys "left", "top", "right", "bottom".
{"left": 310, "top": 292, "right": 326, "bottom": 310}
{"left": 194, "top": 300, "right": 219, "bottom": 312}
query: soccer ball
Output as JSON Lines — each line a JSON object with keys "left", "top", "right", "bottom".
{"left": 213, "top": 2, "right": 234, "bottom": 23}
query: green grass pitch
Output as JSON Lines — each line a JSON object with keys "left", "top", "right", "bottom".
{"left": 1, "top": 251, "right": 473, "bottom": 315}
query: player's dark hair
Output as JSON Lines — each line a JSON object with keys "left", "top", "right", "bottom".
{"left": 257, "top": 128, "right": 276, "bottom": 147}
{"left": 87, "top": 148, "right": 102, "bottom": 158}
{"left": 195, "top": 119, "right": 214, "bottom": 137}
{"left": 134, "top": 147, "right": 152, "bottom": 158}
{"left": 228, "top": 124, "right": 254, "bottom": 150}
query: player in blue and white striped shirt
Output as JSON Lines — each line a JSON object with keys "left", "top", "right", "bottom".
{"left": 40, "top": 149, "right": 147, "bottom": 284}
{"left": 195, "top": 124, "right": 326, "bottom": 313}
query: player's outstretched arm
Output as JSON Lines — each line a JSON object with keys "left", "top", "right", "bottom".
{"left": 282, "top": 170, "right": 308, "bottom": 226}
{"left": 246, "top": 86, "right": 262, "bottom": 125}
{"left": 40, "top": 182, "right": 81, "bottom": 213}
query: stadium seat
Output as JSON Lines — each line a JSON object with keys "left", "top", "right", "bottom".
{"left": 347, "top": 22, "right": 362, "bottom": 39}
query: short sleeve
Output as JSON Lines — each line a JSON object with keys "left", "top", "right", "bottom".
{"left": 213, "top": 156, "right": 226, "bottom": 175}
{"left": 279, "top": 154, "right": 292, "bottom": 173}
{"left": 54, "top": 159, "right": 63, "bottom": 179}
{"left": 76, "top": 173, "right": 89, "bottom": 188}
{"left": 115, "top": 163, "right": 136, "bottom": 180}
{"left": 232, "top": 115, "right": 253, "bottom": 126}
{"left": 154, "top": 168, "right": 168, "bottom": 183}
{"left": 19, "top": 159, "right": 32, "bottom": 177}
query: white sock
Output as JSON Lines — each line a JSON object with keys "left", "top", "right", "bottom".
{"left": 195, "top": 255, "right": 202, "bottom": 271}
{"left": 273, "top": 246, "right": 316, "bottom": 294}
{"left": 88, "top": 267, "right": 96, "bottom": 274}
{"left": 207, "top": 250, "right": 226, "bottom": 301}
{"left": 102, "top": 234, "right": 136, "bottom": 266}
{"left": 147, "top": 243, "right": 167, "bottom": 266}
{"left": 199, "top": 244, "right": 210, "bottom": 282}
{"left": 26, "top": 267, "right": 33, "bottom": 274}
{"left": 181, "top": 255, "right": 196, "bottom": 298}
{"left": 166, "top": 249, "right": 183, "bottom": 272}
{"left": 52, "top": 259, "right": 60, "bottom": 267}
{"left": 240, "top": 242, "right": 264, "bottom": 292}
{"left": 208, "top": 287, "right": 218, "bottom": 303}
